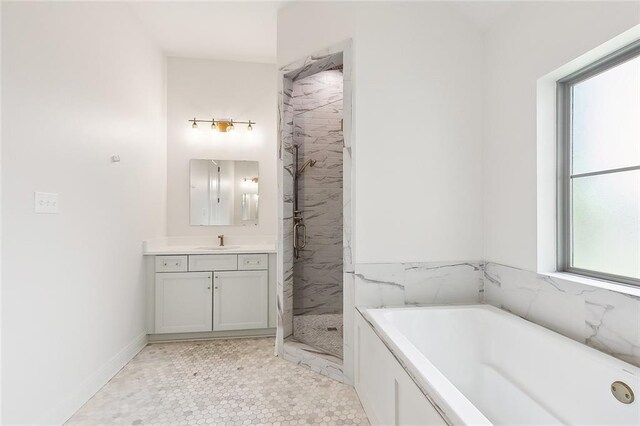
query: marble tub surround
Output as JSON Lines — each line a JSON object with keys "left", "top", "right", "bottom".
{"left": 354, "top": 261, "right": 484, "bottom": 308}
{"left": 143, "top": 235, "right": 276, "bottom": 255}
{"left": 292, "top": 69, "right": 344, "bottom": 316}
{"left": 484, "top": 262, "right": 640, "bottom": 367}
{"left": 354, "top": 260, "right": 639, "bottom": 367}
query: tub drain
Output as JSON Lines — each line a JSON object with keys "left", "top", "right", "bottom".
{"left": 611, "top": 381, "right": 634, "bottom": 404}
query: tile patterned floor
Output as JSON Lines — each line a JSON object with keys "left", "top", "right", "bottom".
{"left": 293, "top": 314, "right": 343, "bottom": 358}
{"left": 67, "top": 337, "right": 368, "bottom": 426}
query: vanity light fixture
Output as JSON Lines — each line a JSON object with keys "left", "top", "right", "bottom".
{"left": 188, "top": 117, "right": 255, "bottom": 133}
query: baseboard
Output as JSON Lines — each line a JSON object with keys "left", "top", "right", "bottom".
{"left": 39, "top": 332, "right": 148, "bottom": 425}
{"left": 147, "top": 328, "right": 276, "bottom": 343}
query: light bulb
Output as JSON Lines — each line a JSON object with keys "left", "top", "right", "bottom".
{"left": 211, "top": 120, "right": 217, "bottom": 130}
{"left": 191, "top": 118, "right": 198, "bottom": 129}
{"left": 227, "top": 121, "right": 235, "bottom": 132}
{"left": 247, "top": 122, "right": 253, "bottom": 131}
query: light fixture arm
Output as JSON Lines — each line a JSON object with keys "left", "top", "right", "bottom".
{"left": 189, "top": 117, "right": 255, "bottom": 132}
{"left": 188, "top": 118, "right": 256, "bottom": 125}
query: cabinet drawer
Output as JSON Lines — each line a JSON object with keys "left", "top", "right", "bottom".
{"left": 189, "top": 254, "right": 238, "bottom": 271}
{"left": 155, "top": 256, "right": 188, "bottom": 272}
{"left": 238, "top": 254, "right": 268, "bottom": 270}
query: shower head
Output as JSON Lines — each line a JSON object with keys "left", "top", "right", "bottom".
{"left": 296, "top": 159, "right": 316, "bottom": 176}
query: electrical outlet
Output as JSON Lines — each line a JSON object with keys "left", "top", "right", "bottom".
{"left": 34, "top": 192, "right": 59, "bottom": 214}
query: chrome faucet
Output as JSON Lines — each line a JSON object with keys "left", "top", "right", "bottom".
{"left": 218, "top": 235, "right": 224, "bottom": 247}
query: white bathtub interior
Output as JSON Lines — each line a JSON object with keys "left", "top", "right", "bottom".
{"left": 365, "top": 305, "right": 640, "bottom": 426}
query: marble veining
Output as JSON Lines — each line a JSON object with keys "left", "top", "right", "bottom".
{"left": 354, "top": 260, "right": 639, "bottom": 367}
{"left": 484, "top": 262, "right": 640, "bottom": 367}
{"left": 278, "top": 40, "right": 354, "bottom": 384}
{"left": 283, "top": 52, "right": 343, "bottom": 82}
{"left": 293, "top": 70, "right": 344, "bottom": 316}
{"left": 354, "top": 261, "right": 484, "bottom": 308}
{"left": 283, "top": 337, "right": 346, "bottom": 384}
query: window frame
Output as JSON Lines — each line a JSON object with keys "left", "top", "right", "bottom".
{"left": 557, "top": 40, "right": 640, "bottom": 287}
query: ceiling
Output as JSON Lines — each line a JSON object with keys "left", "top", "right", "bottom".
{"left": 128, "top": 1, "right": 284, "bottom": 64}
{"left": 128, "top": 1, "right": 518, "bottom": 64}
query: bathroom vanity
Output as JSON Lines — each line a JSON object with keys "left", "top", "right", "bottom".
{"left": 144, "top": 242, "right": 277, "bottom": 341}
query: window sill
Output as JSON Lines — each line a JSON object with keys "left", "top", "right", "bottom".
{"left": 541, "top": 271, "right": 640, "bottom": 298}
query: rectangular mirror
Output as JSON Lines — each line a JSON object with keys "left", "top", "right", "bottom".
{"left": 190, "top": 159, "right": 259, "bottom": 226}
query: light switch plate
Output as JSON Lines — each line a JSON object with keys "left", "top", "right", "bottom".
{"left": 34, "top": 192, "right": 59, "bottom": 214}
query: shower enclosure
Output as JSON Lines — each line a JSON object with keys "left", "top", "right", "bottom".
{"left": 278, "top": 48, "right": 350, "bottom": 376}
{"left": 278, "top": 44, "right": 354, "bottom": 383}
{"left": 291, "top": 68, "right": 344, "bottom": 358}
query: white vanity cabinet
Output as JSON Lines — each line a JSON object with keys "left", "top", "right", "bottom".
{"left": 155, "top": 272, "right": 212, "bottom": 333}
{"left": 213, "top": 271, "right": 268, "bottom": 331}
{"left": 149, "top": 252, "right": 275, "bottom": 339}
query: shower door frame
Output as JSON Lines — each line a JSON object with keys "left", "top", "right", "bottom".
{"left": 276, "top": 40, "right": 355, "bottom": 384}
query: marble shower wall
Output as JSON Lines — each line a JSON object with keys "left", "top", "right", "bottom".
{"left": 354, "top": 261, "right": 484, "bottom": 307}
{"left": 484, "top": 262, "right": 640, "bottom": 367}
{"left": 292, "top": 70, "right": 344, "bottom": 316}
{"left": 278, "top": 76, "right": 295, "bottom": 346}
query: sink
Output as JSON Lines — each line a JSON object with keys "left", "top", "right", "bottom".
{"left": 195, "top": 245, "right": 241, "bottom": 250}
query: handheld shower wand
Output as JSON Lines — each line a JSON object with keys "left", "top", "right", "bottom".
{"left": 296, "top": 159, "right": 317, "bottom": 176}
{"left": 293, "top": 146, "right": 316, "bottom": 259}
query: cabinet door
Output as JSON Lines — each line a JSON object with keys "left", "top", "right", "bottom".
{"left": 213, "top": 270, "right": 268, "bottom": 331}
{"left": 155, "top": 272, "right": 212, "bottom": 333}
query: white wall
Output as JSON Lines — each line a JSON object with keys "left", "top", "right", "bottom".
{"left": 278, "top": 2, "right": 484, "bottom": 264}
{"left": 278, "top": 1, "right": 639, "bottom": 269}
{"left": 483, "top": 1, "right": 640, "bottom": 271}
{"left": 1, "top": 3, "right": 166, "bottom": 424}
{"left": 277, "top": 2, "right": 356, "bottom": 68}
{"left": 166, "top": 57, "right": 277, "bottom": 239}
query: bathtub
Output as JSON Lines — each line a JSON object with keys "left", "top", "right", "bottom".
{"left": 355, "top": 304, "right": 639, "bottom": 425}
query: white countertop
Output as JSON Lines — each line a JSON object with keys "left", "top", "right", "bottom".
{"left": 144, "top": 245, "right": 276, "bottom": 255}
{"left": 143, "top": 236, "right": 277, "bottom": 255}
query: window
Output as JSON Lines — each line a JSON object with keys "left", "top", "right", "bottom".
{"left": 558, "top": 41, "right": 640, "bottom": 286}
